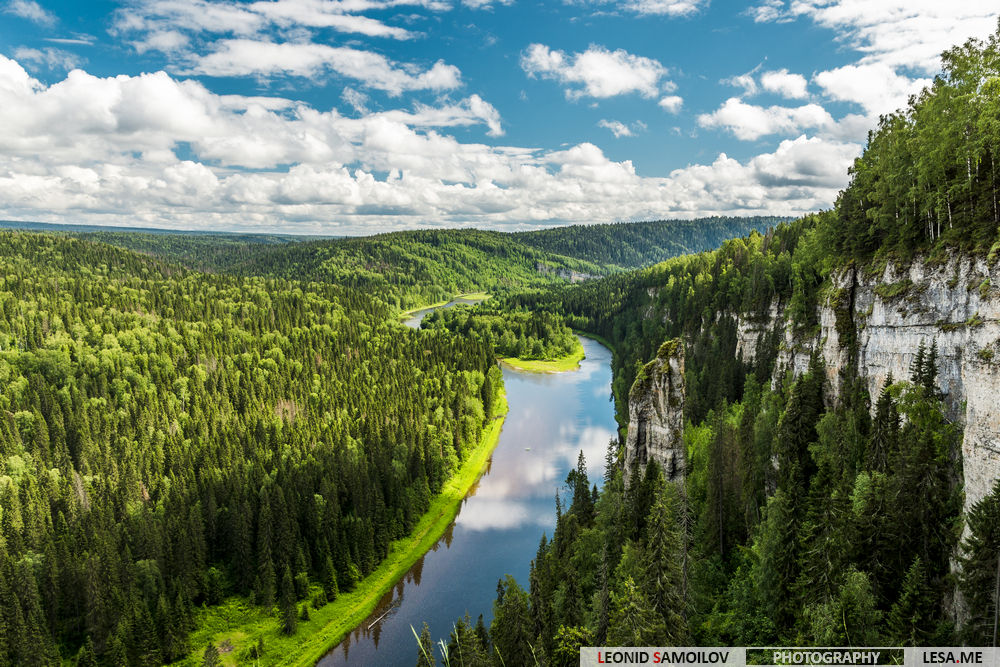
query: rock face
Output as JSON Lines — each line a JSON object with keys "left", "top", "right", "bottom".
{"left": 625, "top": 253, "right": 1000, "bottom": 511}
{"left": 742, "top": 254, "right": 1000, "bottom": 512}
{"left": 624, "top": 339, "right": 685, "bottom": 483}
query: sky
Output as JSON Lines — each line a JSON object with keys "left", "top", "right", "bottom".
{"left": 0, "top": 1, "right": 997, "bottom": 234}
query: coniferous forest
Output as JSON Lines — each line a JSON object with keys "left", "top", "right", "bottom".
{"left": 0, "top": 233, "right": 502, "bottom": 664}
{"left": 420, "top": 26, "right": 1000, "bottom": 664}
{"left": 2, "top": 22, "right": 1000, "bottom": 667}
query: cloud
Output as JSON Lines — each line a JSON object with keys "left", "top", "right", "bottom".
{"left": 132, "top": 30, "right": 190, "bottom": 54}
{"left": 760, "top": 68, "right": 808, "bottom": 99}
{"left": 248, "top": 0, "right": 415, "bottom": 39}
{"left": 723, "top": 72, "right": 758, "bottom": 96}
{"left": 341, "top": 86, "right": 369, "bottom": 114}
{"left": 462, "top": 0, "right": 514, "bottom": 8}
{"left": 5, "top": 0, "right": 55, "bottom": 25}
{"left": 521, "top": 43, "right": 671, "bottom": 100}
{"left": 658, "top": 95, "right": 683, "bottom": 113}
{"left": 697, "top": 97, "right": 834, "bottom": 140}
{"left": 598, "top": 119, "right": 634, "bottom": 137}
{"left": 813, "top": 63, "right": 930, "bottom": 116}
{"left": 12, "top": 47, "right": 83, "bottom": 71}
{"left": 749, "top": 1, "right": 998, "bottom": 73}
{"left": 0, "top": 54, "right": 860, "bottom": 233}
{"left": 568, "top": 0, "right": 708, "bottom": 17}
{"left": 622, "top": 0, "right": 707, "bottom": 16}
{"left": 114, "top": 0, "right": 452, "bottom": 46}
{"left": 185, "top": 40, "right": 462, "bottom": 95}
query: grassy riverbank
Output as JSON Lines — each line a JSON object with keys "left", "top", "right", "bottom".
{"left": 176, "top": 392, "right": 509, "bottom": 667}
{"left": 500, "top": 336, "right": 586, "bottom": 373}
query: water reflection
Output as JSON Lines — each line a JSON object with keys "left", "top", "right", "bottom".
{"left": 320, "top": 336, "right": 616, "bottom": 667}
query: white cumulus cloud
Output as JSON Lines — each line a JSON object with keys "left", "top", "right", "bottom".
{"left": 698, "top": 98, "right": 834, "bottom": 141}
{"left": 521, "top": 43, "right": 671, "bottom": 100}
{"left": 658, "top": 95, "right": 683, "bottom": 113}
{"left": 185, "top": 40, "right": 462, "bottom": 95}
{"left": 749, "top": 1, "right": 998, "bottom": 73}
{"left": 813, "top": 63, "right": 930, "bottom": 116}
{"left": 760, "top": 69, "right": 808, "bottom": 99}
{"left": 0, "top": 54, "right": 862, "bottom": 233}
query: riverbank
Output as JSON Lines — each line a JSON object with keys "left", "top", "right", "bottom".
{"left": 500, "top": 336, "right": 585, "bottom": 373}
{"left": 398, "top": 292, "right": 491, "bottom": 319}
{"left": 176, "top": 391, "right": 509, "bottom": 667}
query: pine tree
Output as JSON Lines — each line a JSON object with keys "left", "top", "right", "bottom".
{"left": 910, "top": 341, "right": 926, "bottom": 385}
{"left": 322, "top": 554, "right": 339, "bottom": 601}
{"left": 490, "top": 575, "right": 534, "bottom": 667}
{"left": 74, "top": 637, "right": 98, "bottom": 667}
{"left": 868, "top": 375, "right": 898, "bottom": 473}
{"left": 755, "top": 489, "right": 799, "bottom": 630}
{"left": 644, "top": 485, "right": 688, "bottom": 643}
{"left": 607, "top": 576, "right": 666, "bottom": 646}
{"left": 415, "top": 622, "right": 435, "bottom": 667}
{"left": 280, "top": 565, "right": 298, "bottom": 635}
{"left": 959, "top": 479, "right": 1000, "bottom": 644}
{"left": 202, "top": 642, "right": 220, "bottom": 667}
{"left": 888, "top": 557, "right": 937, "bottom": 645}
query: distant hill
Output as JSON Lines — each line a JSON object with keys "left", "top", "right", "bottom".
{"left": 0, "top": 217, "right": 782, "bottom": 309}
{"left": 513, "top": 216, "right": 789, "bottom": 268}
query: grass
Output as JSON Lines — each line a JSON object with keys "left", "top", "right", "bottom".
{"left": 500, "top": 336, "right": 586, "bottom": 373}
{"left": 177, "top": 392, "right": 509, "bottom": 667}
{"left": 398, "top": 292, "right": 491, "bottom": 319}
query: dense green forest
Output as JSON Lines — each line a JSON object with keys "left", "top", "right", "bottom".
{"left": 418, "top": 26, "right": 1000, "bottom": 663}
{"left": 0, "top": 232, "right": 503, "bottom": 664}
{"left": 75, "top": 231, "right": 306, "bottom": 274}
{"left": 420, "top": 304, "right": 578, "bottom": 361}
{"left": 831, "top": 28, "right": 1000, "bottom": 260}
{"left": 0, "top": 219, "right": 770, "bottom": 312}
{"left": 513, "top": 217, "right": 787, "bottom": 269}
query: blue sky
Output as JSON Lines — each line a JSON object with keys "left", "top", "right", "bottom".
{"left": 0, "top": 0, "right": 997, "bottom": 233}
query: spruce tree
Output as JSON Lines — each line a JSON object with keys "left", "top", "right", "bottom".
{"left": 280, "top": 565, "right": 298, "bottom": 635}
{"left": 202, "top": 642, "right": 220, "bottom": 667}
{"left": 959, "top": 479, "right": 1000, "bottom": 644}
{"left": 867, "top": 375, "right": 898, "bottom": 473}
{"left": 490, "top": 575, "right": 534, "bottom": 667}
{"left": 888, "top": 558, "right": 937, "bottom": 645}
{"left": 607, "top": 576, "right": 666, "bottom": 646}
{"left": 415, "top": 622, "right": 435, "bottom": 667}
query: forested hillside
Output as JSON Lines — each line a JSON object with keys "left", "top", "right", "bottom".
{"left": 0, "top": 218, "right": 772, "bottom": 312}
{"left": 421, "top": 26, "right": 1000, "bottom": 662}
{"left": 75, "top": 231, "right": 305, "bottom": 274}
{"left": 513, "top": 217, "right": 786, "bottom": 269}
{"left": 0, "top": 232, "right": 502, "bottom": 664}
{"left": 421, "top": 303, "right": 579, "bottom": 362}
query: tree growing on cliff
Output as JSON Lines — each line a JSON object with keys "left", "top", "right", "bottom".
{"left": 959, "top": 479, "right": 1000, "bottom": 645}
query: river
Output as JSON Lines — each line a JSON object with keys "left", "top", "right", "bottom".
{"left": 318, "top": 302, "right": 616, "bottom": 666}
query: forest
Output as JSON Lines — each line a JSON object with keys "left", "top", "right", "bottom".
{"left": 420, "top": 304, "right": 579, "bottom": 362}
{"left": 0, "top": 232, "right": 502, "bottom": 665}
{"left": 0, "top": 210, "right": 762, "bottom": 665}
{"left": 414, "top": 25, "right": 1000, "bottom": 664}
{"left": 36, "top": 218, "right": 767, "bottom": 312}
{"left": 512, "top": 216, "right": 786, "bottom": 269}
{"left": 4, "top": 21, "right": 1000, "bottom": 667}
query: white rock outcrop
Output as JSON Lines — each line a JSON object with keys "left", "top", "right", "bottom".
{"left": 624, "top": 339, "right": 685, "bottom": 483}
{"left": 733, "top": 254, "right": 1000, "bottom": 511}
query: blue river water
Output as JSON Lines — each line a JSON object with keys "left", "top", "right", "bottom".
{"left": 318, "top": 305, "right": 616, "bottom": 666}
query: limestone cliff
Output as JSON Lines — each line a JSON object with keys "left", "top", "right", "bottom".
{"left": 624, "top": 339, "right": 685, "bottom": 483}
{"left": 626, "top": 253, "right": 1000, "bottom": 511}
{"left": 752, "top": 254, "right": 999, "bottom": 512}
